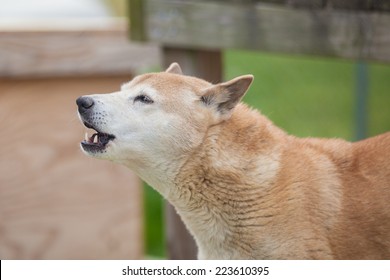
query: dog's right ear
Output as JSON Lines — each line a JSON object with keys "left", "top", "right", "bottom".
{"left": 165, "top": 62, "right": 183, "bottom": 75}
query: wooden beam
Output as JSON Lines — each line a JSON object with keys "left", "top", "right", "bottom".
{"left": 163, "top": 47, "right": 222, "bottom": 259}
{"left": 0, "top": 19, "right": 160, "bottom": 78}
{"left": 131, "top": 0, "right": 390, "bottom": 62}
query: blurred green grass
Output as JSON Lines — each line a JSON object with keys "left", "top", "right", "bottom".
{"left": 226, "top": 51, "right": 390, "bottom": 140}
{"left": 144, "top": 184, "right": 166, "bottom": 257}
{"left": 144, "top": 51, "right": 390, "bottom": 258}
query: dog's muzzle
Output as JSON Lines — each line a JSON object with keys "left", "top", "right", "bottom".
{"left": 76, "top": 96, "right": 115, "bottom": 154}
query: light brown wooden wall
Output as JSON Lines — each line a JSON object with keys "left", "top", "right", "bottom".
{"left": 0, "top": 76, "right": 143, "bottom": 259}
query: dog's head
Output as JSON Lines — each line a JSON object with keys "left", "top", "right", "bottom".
{"left": 77, "top": 63, "right": 253, "bottom": 178}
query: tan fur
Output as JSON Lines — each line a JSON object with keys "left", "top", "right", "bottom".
{"left": 77, "top": 63, "right": 390, "bottom": 259}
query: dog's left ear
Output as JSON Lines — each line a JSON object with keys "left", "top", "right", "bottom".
{"left": 201, "top": 75, "right": 253, "bottom": 118}
{"left": 165, "top": 62, "right": 183, "bottom": 75}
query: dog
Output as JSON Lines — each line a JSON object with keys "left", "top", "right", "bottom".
{"left": 76, "top": 62, "right": 390, "bottom": 259}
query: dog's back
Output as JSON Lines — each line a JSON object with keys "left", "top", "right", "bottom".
{"left": 291, "top": 133, "right": 390, "bottom": 259}
{"left": 336, "top": 133, "right": 390, "bottom": 258}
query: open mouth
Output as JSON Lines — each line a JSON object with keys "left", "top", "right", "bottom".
{"left": 81, "top": 121, "right": 115, "bottom": 153}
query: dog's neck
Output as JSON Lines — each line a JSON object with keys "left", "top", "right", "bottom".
{"left": 167, "top": 105, "right": 286, "bottom": 259}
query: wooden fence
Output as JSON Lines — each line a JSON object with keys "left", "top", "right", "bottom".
{"left": 129, "top": 0, "right": 390, "bottom": 259}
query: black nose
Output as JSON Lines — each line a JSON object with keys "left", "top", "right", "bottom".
{"left": 76, "top": 96, "right": 94, "bottom": 113}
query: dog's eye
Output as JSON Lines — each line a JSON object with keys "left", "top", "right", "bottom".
{"left": 134, "top": 94, "right": 154, "bottom": 104}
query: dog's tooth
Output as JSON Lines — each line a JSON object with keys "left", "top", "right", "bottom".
{"left": 85, "top": 132, "right": 89, "bottom": 142}
{"left": 93, "top": 134, "right": 99, "bottom": 143}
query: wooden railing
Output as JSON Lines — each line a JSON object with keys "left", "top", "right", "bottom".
{"left": 130, "top": 0, "right": 390, "bottom": 62}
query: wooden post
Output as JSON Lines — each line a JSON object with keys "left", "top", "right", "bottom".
{"left": 162, "top": 46, "right": 222, "bottom": 259}
{"left": 163, "top": 47, "right": 223, "bottom": 83}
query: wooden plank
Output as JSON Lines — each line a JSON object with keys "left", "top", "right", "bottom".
{"left": 327, "top": 0, "right": 371, "bottom": 10}
{"left": 133, "top": 0, "right": 390, "bottom": 62}
{"left": 0, "top": 19, "right": 160, "bottom": 78}
{"left": 163, "top": 47, "right": 222, "bottom": 259}
{"left": 0, "top": 77, "right": 143, "bottom": 259}
{"left": 371, "top": 0, "right": 390, "bottom": 12}
{"left": 327, "top": 0, "right": 390, "bottom": 12}
{"left": 287, "top": 0, "right": 325, "bottom": 9}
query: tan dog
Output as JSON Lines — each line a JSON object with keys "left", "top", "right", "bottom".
{"left": 76, "top": 63, "right": 390, "bottom": 259}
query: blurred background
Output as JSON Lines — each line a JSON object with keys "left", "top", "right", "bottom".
{"left": 0, "top": 0, "right": 389, "bottom": 259}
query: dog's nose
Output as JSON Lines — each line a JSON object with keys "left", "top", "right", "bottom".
{"left": 76, "top": 96, "right": 94, "bottom": 113}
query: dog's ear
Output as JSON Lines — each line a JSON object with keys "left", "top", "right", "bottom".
{"left": 201, "top": 75, "right": 253, "bottom": 118}
{"left": 165, "top": 62, "right": 183, "bottom": 75}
